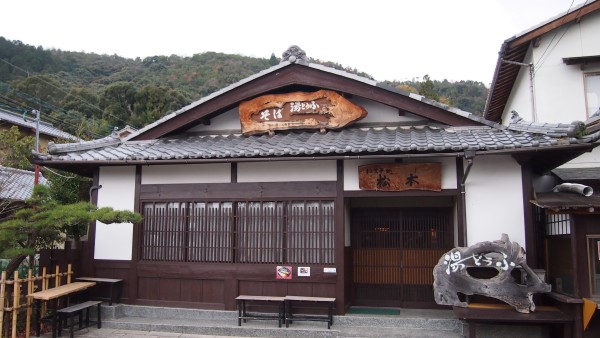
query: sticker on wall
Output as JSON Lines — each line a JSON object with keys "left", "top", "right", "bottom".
{"left": 323, "top": 267, "right": 337, "bottom": 273}
{"left": 276, "top": 266, "right": 292, "bottom": 279}
{"left": 298, "top": 267, "right": 311, "bottom": 277}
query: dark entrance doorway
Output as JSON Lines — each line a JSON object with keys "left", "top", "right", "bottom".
{"left": 351, "top": 207, "right": 454, "bottom": 307}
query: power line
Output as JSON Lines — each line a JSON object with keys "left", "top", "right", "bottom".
{"left": 0, "top": 83, "right": 105, "bottom": 139}
{"left": 534, "top": 0, "right": 589, "bottom": 77}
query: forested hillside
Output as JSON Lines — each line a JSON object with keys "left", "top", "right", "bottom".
{"left": 0, "top": 37, "right": 488, "bottom": 140}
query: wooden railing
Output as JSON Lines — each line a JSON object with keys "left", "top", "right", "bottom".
{"left": 0, "top": 264, "right": 73, "bottom": 338}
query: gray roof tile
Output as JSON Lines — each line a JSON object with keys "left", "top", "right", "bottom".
{"left": 37, "top": 126, "right": 600, "bottom": 164}
{"left": 0, "top": 166, "right": 47, "bottom": 201}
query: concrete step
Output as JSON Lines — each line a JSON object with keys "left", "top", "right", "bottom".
{"left": 99, "top": 304, "right": 465, "bottom": 338}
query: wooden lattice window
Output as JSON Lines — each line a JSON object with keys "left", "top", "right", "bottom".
{"left": 140, "top": 200, "right": 335, "bottom": 264}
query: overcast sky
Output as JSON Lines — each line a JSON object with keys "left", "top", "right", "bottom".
{"left": 0, "top": 0, "right": 588, "bottom": 85}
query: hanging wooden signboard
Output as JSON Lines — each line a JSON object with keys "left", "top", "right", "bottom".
{"left": 358, "top": 163, "right": 442, "bottom": 192}
{"left": 239, "top": 90, "right": 367, "bottom": 135}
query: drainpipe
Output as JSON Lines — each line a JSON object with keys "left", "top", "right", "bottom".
{"left": 460, "top": 150, "right": 476, "bottom": 246}
{"left": 89, "top": 185, "right": 102, "bottom": 204}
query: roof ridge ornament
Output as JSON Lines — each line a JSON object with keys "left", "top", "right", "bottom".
{"left": 281, "top": 45, "right": 308, "bottom": 65}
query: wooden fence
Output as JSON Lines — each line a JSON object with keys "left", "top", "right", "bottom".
{"left": 0, "top": 264, "right": 73, "bottom": 338}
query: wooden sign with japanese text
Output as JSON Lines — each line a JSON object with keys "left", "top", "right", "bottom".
{"left": 239, "top": 90, "right": 367, "bottom": 135}
{"left": 358, "top": 163, "right": 442, "bottom": 192}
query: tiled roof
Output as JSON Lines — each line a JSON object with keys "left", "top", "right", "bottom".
{"left": 0, "top": 166, "right": 47, "bottom": 201}
{"left": 38, "top": 125, "right": 600, "bottom": 163}
{"left": 0, "top": 108, "right": 80, "bottom": 141}
{"left": 552, "top": 167, "right": 600, "bottom": 181}
{"left": 532, "top": 192, "right": 600, "bottom": 212}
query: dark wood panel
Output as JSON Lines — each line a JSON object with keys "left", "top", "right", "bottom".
{"left": 180, "top": 279, "right": 202, "bottom": 303}
{"left": 135, "top": 262, "right": 338, "bottom": 282}
{"left": 138, "top": 277, "right": 160, "bottom": 300}
{"left": 138, "top": 277, "right": 225, "bottom": 304}
{"left": 261, "top": 281, "right": 288, "bottom": 296}
{"left": 344, "top": 189, "right": 458, "bottom": 198}
{"left": 238, "top": 281, "right": 263, "bottom": 295}
{"left": 287, "top": 282, "right": 313, "bottom": 296}
{"left": 203, "top": 280, "right": 224, "bottom": 303}
{"left": 159, "top": 278, "right": 181, "bottom": 301}
{"left": 140, "top": 181, "right": 337, "bottom": 200}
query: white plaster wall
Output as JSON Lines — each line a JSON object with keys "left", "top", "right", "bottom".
{"left": 94, "top": 221, "right": 133, "bottom": 260}
{"left": 141, "top": 163, "right": 231, "bottom": 184}
{"left": 186, "top": 107, "right": 242, "bottom": 132}
{"left": 464, "top": 155, "right": 525, "bottom": 248}
{"left": 350, "top": 97, "right": 425, "bottom": 124}
{"left": 343, "top": 157, "right": 457, "bottom": 191}
{"left": 97, "top": 166, "right": 136, "bottom": 211}
{"left": 237, "top": 160, "right": 337, "bottom": 182}
{"left": 95, "top": 166, "right": 137, "bottom": 260}
{"left": 503, "top": 11, "right": 600, "bottom": 124}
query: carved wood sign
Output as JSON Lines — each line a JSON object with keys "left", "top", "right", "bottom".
{"left": 239, "top": 90, "right": 367, "bottom": 135}
{"left": 358, "top": 163, "right": 441, "bottom": 192}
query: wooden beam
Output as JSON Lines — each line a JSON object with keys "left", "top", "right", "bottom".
{"left": 509, "top": 1, "right": 600, "bottom": 48}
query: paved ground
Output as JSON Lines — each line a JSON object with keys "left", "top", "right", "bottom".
{"left": 40, "top": 327, "right": 242, "bottom": 338}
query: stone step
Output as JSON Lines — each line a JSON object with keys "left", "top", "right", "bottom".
{"left": 99, "top": 304, "right": 464, "bottom": 338}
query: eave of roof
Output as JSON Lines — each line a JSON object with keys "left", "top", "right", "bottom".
{"left": 552, "top": 167, "right": 600, "bottom": 181}
{"left": 484, "top": 0, "right": 600, "bottom": 122}
{"left": 532, "top": 192, "right": 600, "bottom": 214}
{"left": 33, "top": 125, "right": 600, "bottom": 179}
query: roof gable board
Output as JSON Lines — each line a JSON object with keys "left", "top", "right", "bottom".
{"left": 130, "top": 62, "right": 488, "bottom": 141}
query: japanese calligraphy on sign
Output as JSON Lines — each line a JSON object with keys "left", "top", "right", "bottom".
{"left": 239, "top": 90, "right": 367, "bottom": 135}
{"left": 358, "top": 163, "right": 441, "bottom": 192}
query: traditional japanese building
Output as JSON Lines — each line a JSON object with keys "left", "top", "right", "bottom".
{"left": 33, "top": 46, "right": 599, "bottom": 315}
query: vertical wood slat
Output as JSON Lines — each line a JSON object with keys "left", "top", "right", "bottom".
{"left": 140, "top": 199, "right": 333, "bottom": 265}
{"left": 12, "top": 271, "right": 19, "bottom": 338}
{"left": 0, "top": 271, "right": 5, "bottom": 337}
{"left": 352, "top": 208, "right": 453, "bottom": 305}
{"left": 25, "top": 269, "right": 32, "bottom": 338}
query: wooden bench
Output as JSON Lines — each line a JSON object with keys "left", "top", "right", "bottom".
{"left": 76, "top": 277, "right": 123, "bottom": 305}
{"left": 284, "top": 296, "right": 336, "bottom": 329}
{"left": 235, "top": 295, "right": 285, "bottom": 327}
{"left": 452, "top": 303, "right": 574, "bottom": 338}
{"left": 56, "top": 301, "right": 102, "bottom": 338}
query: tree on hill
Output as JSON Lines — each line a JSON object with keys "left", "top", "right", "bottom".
{"left": 418, "top": 75, "right": 439, "bottom": 101}
{"left": 0, "top": 37, "right": 490, "bottom": 131}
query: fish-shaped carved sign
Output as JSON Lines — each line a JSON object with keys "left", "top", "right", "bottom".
{"left": 239, "top": 90, "right": 367, "bottom": 135}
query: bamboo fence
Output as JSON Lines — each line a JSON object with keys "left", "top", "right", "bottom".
{"left": 0, "top": 264, "right": 72, "bottom": 338}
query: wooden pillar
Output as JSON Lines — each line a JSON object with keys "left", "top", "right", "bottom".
{"left": 520, "top": 164, "right": 538, "bottom": 268}
{"left": 335, "top": 160, "right": 345, "bottom": 314}
{"left": 456, "top": 157, "right": 466, "bottom": 247}
{"left": 128, "top": 165, "right": 142, "bottom": 304}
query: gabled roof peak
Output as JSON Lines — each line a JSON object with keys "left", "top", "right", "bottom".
{"left": 281, "top": 45, "right": 308, "bottom": 65}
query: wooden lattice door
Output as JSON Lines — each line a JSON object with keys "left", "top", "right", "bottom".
{"left": 351, "top": 208, "right": 453, "bottom": 307}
